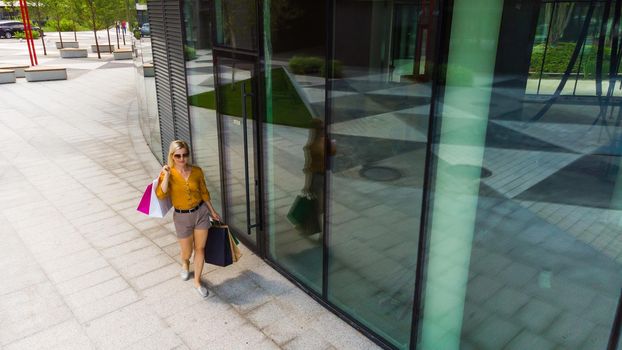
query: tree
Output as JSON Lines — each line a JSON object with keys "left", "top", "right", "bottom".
{"left": 32, "top": 0, "right": 47, "bottom": 55}
{"left": 544, "top": 3, "right": 576, "bottom": 45}
{"left": 7, "top": 1, "right": 19, "bottom": 20}
{"left": 83, "top": 0, "right": 124, "bottom": 58}
{"left": 83, "top": 0, "right": 102, "bottom": 58}
{"left": 67, "top": 0, "right": 87, "bottom": 41}
{"left": 96, "top": 0, "right": 124, "bottom": 51}
{"left": 40, "top": 0, "right": 70, "bottom": 48}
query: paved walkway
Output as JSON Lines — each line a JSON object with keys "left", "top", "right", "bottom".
{"left": 0, "top": 33, "right": 379, "bottom": 350}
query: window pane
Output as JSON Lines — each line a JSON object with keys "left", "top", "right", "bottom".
{"left": 263, "top": 0, "right": 326, "bottom": 291}
{"left": 420, "top": 1, "right": 622, "bottom": 349}
{"left": 327, "top": 1, "right": 435, "bottom": 348}
{"left": 183, "top": 0, "right": 222, "bottom": 212}
{"left": 133, "top": 29, "right": 162, "bottom": 162}
{"left": 214, "top": 0, "right": 257, "bottom": 51}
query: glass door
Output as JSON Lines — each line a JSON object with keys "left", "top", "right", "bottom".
{"left": 216, "top": 57, "right": 260, "bottom": 246}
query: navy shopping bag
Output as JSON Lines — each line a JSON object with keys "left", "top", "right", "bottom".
{"left": 204, "top": 223, "right": 233, "bottom": 267}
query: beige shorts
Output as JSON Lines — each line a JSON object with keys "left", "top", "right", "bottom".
{"left": 173, "top": 203, "right": 211, "bottom": 238}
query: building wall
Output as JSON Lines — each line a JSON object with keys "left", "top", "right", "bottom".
{"left": 136, "top": 1, "right": 622, "bottom": 349}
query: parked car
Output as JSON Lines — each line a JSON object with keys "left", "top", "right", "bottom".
{"left": 140, "top": 23, "right": 150, "bottom": 37}
{"left": 0, "top": 20, "right": 40, "bottom": 39}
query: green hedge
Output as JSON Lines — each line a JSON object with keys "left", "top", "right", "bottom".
{"left": 184, "top": 45, "right": 197, "bottom": 61}
{"left": 288, "top": 56, "right": 343, "bottom": 78}
{"left": 188, "top": 67, "right": 315, "bottom": 128}
{"left": 530, "top": 42, "right": 616, "bottom": 79}
{"left": 14, "top": 31, "right": 40, "bottom": 39}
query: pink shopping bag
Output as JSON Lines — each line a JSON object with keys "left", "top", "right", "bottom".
{"left": 136, "top": 183, "right": 153, "bottom": 215}
{"left": 137, "top": 179, "right": 172, "bottom": 218}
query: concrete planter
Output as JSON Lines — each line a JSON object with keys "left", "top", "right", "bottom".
{"left": 0, "top": 69, "right": 16, "bottom": 84}
{"left": 143, "top": 63, "right": 154, "bottom": 77}
{"left": 91, "top": 44, "right": 115, "bottom": 53}
{"left": 60, "top": 48, "right": 88, "bottom": 58}
{"left": 25, "top": 67, "right": 67, "bottom": 82}
{"left": 113, "top": 49, "right": 133, "bottom": 60}
{"left": 0, "top": 65, "right": 28, "bottom": 78}
{"left": 55, "top": 41, "right": 79, "bottom": 49}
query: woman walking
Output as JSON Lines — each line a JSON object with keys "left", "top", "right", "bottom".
{"left": 156, "top": 140, "right": 220, "bottom": 298}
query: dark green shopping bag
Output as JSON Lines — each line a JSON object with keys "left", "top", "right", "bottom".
{"left": 286, "top": 195, "right": 321, "bottom": 234}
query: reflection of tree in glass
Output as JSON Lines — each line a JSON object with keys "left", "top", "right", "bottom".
{"left": 221, "top": 0, "right": 255, "bottom": 48}
{"left": 269, "top": 0, "right": 303, "bottom": 43}
{"left": 543, "top": 3, "right": 575, "bottom": 45}
{"left": 220, "top": 0, "right": 302, "bottom": 48}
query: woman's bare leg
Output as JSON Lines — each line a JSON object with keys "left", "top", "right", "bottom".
{"left": 192, "top": 229, "right": 208, "bottom": 287}
{"left": 178, "top": 236, "right": 193, "bottom": 272}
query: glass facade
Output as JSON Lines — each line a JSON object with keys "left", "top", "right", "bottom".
{"left": 136, "top": 0, "right": 622, "bottom": 348}
{"left": 263, "top": 0, "right": 327, "bottom": 292}
{"left": 183, "top": 0, "right": 222, "bottom": 214}
{"left": 133, "top": 29, "right": 162, "bottom": 162}
{"left": 420, "top": 0, "right": 622, "bottom": 349}
{"left": 326, "top": 1, "right": 434, "bottom": 348}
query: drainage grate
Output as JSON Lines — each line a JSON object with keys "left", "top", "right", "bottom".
{"left": 359, "top": 166, "right": 402, "bottom": 182}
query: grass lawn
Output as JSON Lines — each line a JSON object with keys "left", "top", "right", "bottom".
{"left": 188, "top": 67, "right": 315, "bottom": 128}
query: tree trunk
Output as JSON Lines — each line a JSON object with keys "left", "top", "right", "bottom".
{"left": 116, "top": 25, "right": 120, "bottom": 48}
{"left": 107, "top": 27, "right": 112, "bottom": 52}
{"left": 90, "top": 7, "right": 100, "bottom": 59}
{"left": 550, "top": 3, "right": 575, "bottom": 45}
{"left": 531, "top": 3, "right": 596, "bottom": 122}
{"left": 73, "top": 20, "right": 77, "bottom": 41}
{"left": 34, "top": 1, "right": 46, "bottom": 55}
{"left": 57, "top": 24, "right": 63, "bottom": 48}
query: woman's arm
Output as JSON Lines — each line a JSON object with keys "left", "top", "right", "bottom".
{"left": 198, "top": 168, "right": 221, "bottom": 220}
{"left": 156, "top": 165, "right": 170, "bottom": 199}
{"left": 205, "top": 200, "right": 221, "bottom": 221}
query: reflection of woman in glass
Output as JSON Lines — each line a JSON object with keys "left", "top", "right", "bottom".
{"left": 301, "top": 118, "right": 336, "bottom": 235}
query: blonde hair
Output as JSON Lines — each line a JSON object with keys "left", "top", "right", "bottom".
{"left": 167, "top": 140, "right": 192, "bottom": 167}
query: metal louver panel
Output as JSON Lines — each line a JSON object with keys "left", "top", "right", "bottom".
{"left": 146, "top": 0, "right": 191, "bottom": 161}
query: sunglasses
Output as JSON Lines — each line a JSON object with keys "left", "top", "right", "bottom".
{"left": 173, "top": 153, "right": 189, "bottom": 159}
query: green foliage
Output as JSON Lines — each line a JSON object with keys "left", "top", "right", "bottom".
{"left": 188, "top": 67, "right": 315, "bottom": 128}
{"left": 44, "top": 19, "right": 82, "bottom": 32}
{"left": 184, "top": 45, "right": 197, "bottom": 61}
{"left": 530, "top": 42, "right": 617, "bottom": 79}
{"left": 289, "top": 56, "right": 343, "bottom": 78}
{"left": 289, "top": 56, "right": 323, "bottom": 75}
{"left": 14, "top": 31, "right": 41, "bottom": 39}
{"left": 320, "top": 60, "right": 343, "bottom": 78}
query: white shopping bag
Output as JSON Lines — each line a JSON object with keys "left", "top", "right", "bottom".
{"left": 137, "top": 178, "right": 172, "bottom": 218}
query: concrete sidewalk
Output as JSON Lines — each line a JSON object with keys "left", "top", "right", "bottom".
{"left": 0, "top": 37, "right": 379, "bottom": 349}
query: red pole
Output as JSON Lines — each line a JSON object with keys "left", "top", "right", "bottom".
{"left": 22, "top": 0, "right": 36, "bottom": 66}
{"left": 18, "top": 0, "right": 34, "bottom": 66}
{"left": 23, "top": 0, "right": 37, "bottom": 65}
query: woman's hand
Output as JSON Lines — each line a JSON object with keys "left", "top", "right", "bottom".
{"left": 161, "top": 165, "right": 170, "bottom": 177}
{"left": 211, "top": 212, "right": 221, "bottom": 221}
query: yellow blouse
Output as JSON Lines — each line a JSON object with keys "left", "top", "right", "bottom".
{"left": 156, "top": 165, "right": 211, "bottom": 210}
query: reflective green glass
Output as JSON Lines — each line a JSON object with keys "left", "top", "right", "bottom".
{"left": 327, "top": 1, "right": 434, "bottom": 348}
{"left": 214, "top": 0, "right": 257, "bottom": 51}
{"left": 420, "top": 1, "right": 622, "bottom": 349}
{"left": 263, "top": 0, "right": 326, "bottom": 291}
{"left": 183, "top": 0, "right": 221, "bottom": 212}
{"left": 217, "top": 59, "right": 258, "bottom": 243}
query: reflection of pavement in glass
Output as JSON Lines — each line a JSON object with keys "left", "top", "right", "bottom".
{"left": 495, "top": 119, "right": 615, "bottom": 154}
{"left": 527, "top": 78, "right": 622, "bottom": 97}
{"left": 310, "top": 75, "right": 621, "bottom": 347}
{"left": 186, "top": 51, "right": 214, "bottom": 95}
{"left": 188, "top": 106, "right": 221, "bottom": 212}
{"left": 460, "top": 194, "right": 619, "bottom": 349}
{"left": 186, "top": 58, "right": 622, "bottom": 346}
